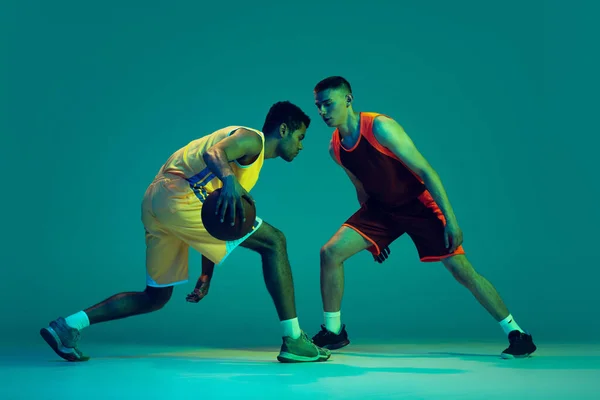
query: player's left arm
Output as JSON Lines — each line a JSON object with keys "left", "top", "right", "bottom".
{"left": 200, "top": 255, "right": 215, "bottom": 281}
{"left": 186, "top": 256, "right": 214, "bottom": 303}
{"left": 372, "top": 116, "right": 463, "bottom": 251}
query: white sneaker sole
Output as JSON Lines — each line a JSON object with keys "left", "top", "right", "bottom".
{"left": 277, "top": 351, "right": 331, "bottom": 363}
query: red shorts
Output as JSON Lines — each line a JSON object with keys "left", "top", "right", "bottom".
{"left": 343, "top": 191, "right": 465, "bottom": 262}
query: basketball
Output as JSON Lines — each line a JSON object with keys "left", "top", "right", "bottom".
{"left": 201, "top": 188, "right": 256, "bottom": 241}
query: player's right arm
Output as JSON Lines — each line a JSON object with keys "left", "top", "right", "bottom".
{"left": 203, "top": 129, "right": 261, "bottom": 225}
{"left": 328, "top": 141, "right": 369, "bottom": 205}
{"left": 203, "top": 128, "right": 262, "bottom": 181}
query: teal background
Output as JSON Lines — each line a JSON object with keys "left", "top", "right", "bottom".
{"left": 3, "top": 1, "right": 597, "bottom": 348}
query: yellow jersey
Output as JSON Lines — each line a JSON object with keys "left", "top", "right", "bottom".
{"left": 157, "top": 126, "right": 265, "bottom": 200}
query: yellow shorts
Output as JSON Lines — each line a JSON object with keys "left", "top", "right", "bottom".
{"left": 141, "top": 174, "right": 262, "bottom": 287}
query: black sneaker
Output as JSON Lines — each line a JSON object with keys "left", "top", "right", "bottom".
{"left": 40, "top": 317, "right": 90, "bottom": 362}
{"left": 311, "top": 324, "right": 350, "bottom": 350}
{"left": 501, "top": 330, "right": 537, "bottom": 359}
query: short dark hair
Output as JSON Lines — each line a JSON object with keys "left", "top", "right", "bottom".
{"left": 262, "top": 101, "right": 311, "bottom": 136}
{"left": 314, "top": 76, "right": 352, "bottom": 94}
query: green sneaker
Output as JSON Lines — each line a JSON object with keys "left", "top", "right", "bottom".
{"left": 40, "top": 317, "right": 90, "bottom": 362}
{"left": 277, "top": 331, "right": 331, "bottom": 363}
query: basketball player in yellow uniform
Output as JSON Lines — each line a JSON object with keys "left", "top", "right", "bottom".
{"left": 40, "top": 101, "right": 331, "bottom": 363}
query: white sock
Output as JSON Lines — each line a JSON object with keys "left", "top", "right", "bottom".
{"left": 324, "top": 311, "right": 341, "bottom": 334}
{"left": 64, "top": 311, "right": 90, "bottom": 331}
{"left": 499, "top": 314, "right": 524, "bottom": 335}
{"left": 280, "top": 317, "right": 301, "bottom": 339}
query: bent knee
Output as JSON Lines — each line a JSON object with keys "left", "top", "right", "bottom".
{"left": 258, "top": 224, "right": 287, "bottom": 252}
{"left": 145, "top": 286, "right": 173, "bottom": 309}
{"left": 320, "top": 243, "right": 346, "bottom": 266}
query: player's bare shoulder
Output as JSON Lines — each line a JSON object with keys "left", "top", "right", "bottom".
{"left": 231, "top": 126, "right": 262, "bottom": 141}
{"left": 206, "top": 126, "right": 264, "bottom": 165}
{"left": 229, "top": 127, "right": 263, "bottom": 151}
{"left": 373, "top": 114, "right": 403, "bottom": 137}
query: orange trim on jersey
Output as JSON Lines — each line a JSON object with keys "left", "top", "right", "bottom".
{"left": 330, "top": 129, "right": 342, "bottom": 164}
{"left": 360, "top": 112, "right": 424, "bottom": 184}
{"left": 331, "top": 112, "right": 424, "bottom": 184}
{"left": 339, "top": 130, "right": 362, "bottom": 152}
{"left": 331, "top": 126, "right": 363, "bottom": 164}
{"left": 342, "top": 223, "right": 381, "bottom": 256}
{"left": 417, "top": 190, "right": 446, "bottom": 224}
{"left": 417, "top": 190, "right": 466, "bottom": 262}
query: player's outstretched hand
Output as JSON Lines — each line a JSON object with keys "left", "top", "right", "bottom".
{"left": 186, "top": 282, "right": 210, "bottom": 303}
{"left": 373, "top": 246, "right": 391, "bottom": 263}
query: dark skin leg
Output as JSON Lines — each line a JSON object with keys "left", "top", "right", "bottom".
{"left": 84, "top": 221, "right": 295, "bottom": 325}
{"left": 84, "top": 286, "right": 173, "bottom": 325}
{"left": 240, "top": 221, "right": 298, "bottom": 321}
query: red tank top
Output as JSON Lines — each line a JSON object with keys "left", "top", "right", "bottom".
{"left": 331, "top": 112, "right": 426, "bottom": 208}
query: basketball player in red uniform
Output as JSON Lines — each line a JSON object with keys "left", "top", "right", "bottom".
{"left": 311, "top": 76, "right": 537, "bottom": 358}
